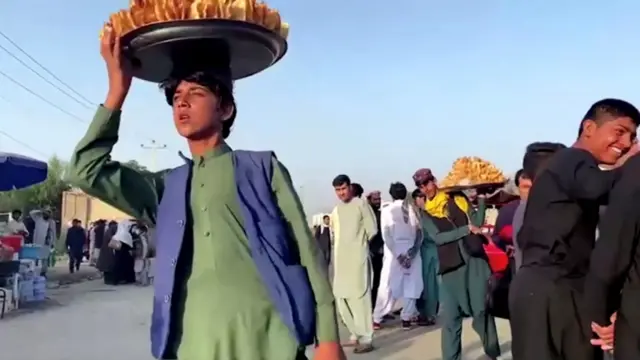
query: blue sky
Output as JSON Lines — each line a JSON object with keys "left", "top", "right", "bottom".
{"left": 1, "top": 1, "right": 640, "bottom": 213}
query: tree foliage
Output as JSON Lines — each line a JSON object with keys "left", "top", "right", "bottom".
{"left": 0, "top": 156, "right": 146, "bottom": 215}
{"left": 123, "top": 159, "right": 149, "bottom": 172}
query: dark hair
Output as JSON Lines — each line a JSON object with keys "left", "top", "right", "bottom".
{"left": 514, "top": 169, "right": 525, "bottom": 187}
{"left": 351, "top": 183, "right": 364, "bottom": 197}
{"left": 160, "top": 71, "right": 237, "bottom": 139}
{"left": 389, "top": 182, "right": 408, "bottom": 201}
{"left": 411, "top": 189, "right": 423, "bottom": 199}
{"left": 332, "top": 174, "right": 351, "bottom": 187}
{"left": 11, "top": 209, "right": 21, "bottom": 216}
{"left": 322, "top": 215, "right": 330, "bottom": 220}
{"left": 522, "top": 142, "right": 566, "bottom": 180}
{"left": 578, "top": 98, "right": 640, "bottom": 138}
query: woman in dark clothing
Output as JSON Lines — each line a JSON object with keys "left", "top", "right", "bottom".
{"left": 97, "top": 221, "right": 119, "bottom": 285}
{"left": 114, "top": 241, "right": 136, "bottom": 284}
{"left": 111, "top": 219, "right": 139, "bottom": 285}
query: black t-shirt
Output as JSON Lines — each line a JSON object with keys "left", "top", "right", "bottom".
{"left": 518, "top": 148, "right": 619, "bottom": 283}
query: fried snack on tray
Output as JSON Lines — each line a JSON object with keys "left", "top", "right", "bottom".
{"left": 439, "top": 156, "right": 506, "bottom": 188}
{"left": 100, "top": 0, "right": 289, "bottom": 39}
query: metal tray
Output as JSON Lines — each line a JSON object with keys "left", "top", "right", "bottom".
{"left": 120, "top": 19, "right": 287, "bottom": 83}
{"left": 440, "top": 181, "right": 506, "bottom": 193}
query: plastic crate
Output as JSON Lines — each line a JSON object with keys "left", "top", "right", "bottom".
{"left": 19, "top": 246, "right": 48, "bottom": 260}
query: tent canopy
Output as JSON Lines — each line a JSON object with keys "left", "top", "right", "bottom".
{"left": 0, "top": 152, "right": 48, "bottom": 191}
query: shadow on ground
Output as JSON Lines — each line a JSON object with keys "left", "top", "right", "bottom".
{"left": 424, "top": 339, "right": 512, "bottom": 360}
{"left": 370, "top": 323, "right": 443, "bottom": 359}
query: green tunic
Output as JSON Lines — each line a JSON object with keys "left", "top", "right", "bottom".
{"left": 421, "top": 197, "right": 500, "bottom": 360}
{"left": 67, "top": 106, "right": 339, "bottom": 360}
{"left": 418, "top": 211, "right": 439, "bottom": 319}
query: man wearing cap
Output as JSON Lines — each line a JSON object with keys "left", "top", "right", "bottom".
{"left": 412, "top": 168, "right": 500, "bottom": 360}
{"left": 66, "top": 27, "right": 342, "bottom": 360}
{"left": 411, "top": 189, "right": 439, "bottom": 326}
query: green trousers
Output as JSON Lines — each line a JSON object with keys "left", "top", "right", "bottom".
{"left": 419, "top": 245, "right": 439, "bottom": 318}
{"left": 440, "top": 256, "right": 500, "bottom": 360}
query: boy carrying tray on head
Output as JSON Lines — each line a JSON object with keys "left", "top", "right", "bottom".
{"left": 66, "top": 19, "right": 342, "bottom": 360}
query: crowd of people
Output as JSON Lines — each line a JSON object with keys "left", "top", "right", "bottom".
{"left": 84, "top": 218, "right": 152, "bottom": 286}
{"left": 60, "top": 25, "right": 640, "bottom": 360}
{"left": 323, "top": 172, "right": 501, "bottom": 358}
{"left": 6, "top": 212, "right": 152, "bottom": 286}
{"left": 319, "top": 98, "right": 640, "bottom": 360}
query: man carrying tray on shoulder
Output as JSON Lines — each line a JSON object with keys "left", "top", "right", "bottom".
{"left": 66, "top": 23, "right": 343, "bottom": 360}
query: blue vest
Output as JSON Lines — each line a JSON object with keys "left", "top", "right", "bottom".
{"left": 150, "top": 150, "right": 316, "bottom": 359}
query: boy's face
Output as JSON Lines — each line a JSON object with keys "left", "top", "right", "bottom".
{"left": 518, "top": 175, "right": 532, "bottom": 199}
{"left": 419, "top": 181, "right": 438, "bottom": 200}
{"left": 583, "top": 116, "right": 637, "bottom": 165}
{"left": 171, "top": 80, "right": 233, "bottom": 140}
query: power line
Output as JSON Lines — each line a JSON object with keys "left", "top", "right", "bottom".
{"left": 0, "top": 41, "right": 92, "bottom": 109}
{"left": 0, "top": 31, "right": 175, "bottom": 154}
{"left": 0, "top": 129, "right": 49, "bottom": 158}
{"left": 0, "top": 29, "right": 95, "bottom": 106}
{"left": 0, "top": 71, "right": 175, "bottom": 154}
{"left": 0, "top": 68, "right": 86, "bottom": 123}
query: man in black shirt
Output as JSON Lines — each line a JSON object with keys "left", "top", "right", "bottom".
{"left": 314, "top": 215, "right": 332, "bottom": 266}
{"left": 366, "top": 191, "right": 384, "bottom": 305}
{"left": 585, "top": 150, "right": 640, "bottom": 359}
{"left": 509, "top": 98, "right": 640, "bottom": 360}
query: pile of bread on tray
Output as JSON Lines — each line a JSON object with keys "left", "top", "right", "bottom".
{"left": 100, "top": 0, "right": 289, "bottom": 39}
{"left": 439, "top": 156, "right": 506, "bottom": 188}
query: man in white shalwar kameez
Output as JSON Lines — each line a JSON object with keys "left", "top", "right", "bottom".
{"left": 375, "top": 182, "right": 423, "bottom": 330}
{"left": 30, "top": 208, "right": 57, "bottom": 275}
{"left": 372, "top": 201, "right": 397, "bottom": 330}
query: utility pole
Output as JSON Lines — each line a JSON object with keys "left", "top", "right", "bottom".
{"left": 140, "top": 140, "right": 167, "bottom": 171}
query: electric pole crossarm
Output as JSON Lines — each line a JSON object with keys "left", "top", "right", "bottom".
{"left": 140, "top": 140, "right": 167, "bottom": 171}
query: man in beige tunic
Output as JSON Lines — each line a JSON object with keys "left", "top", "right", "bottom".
{"left": 330, "top": 175, "right": 378, "bottom": 354}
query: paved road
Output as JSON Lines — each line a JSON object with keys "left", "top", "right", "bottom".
{"left": 0, "top": 277, "right": 512, "bottom": 360}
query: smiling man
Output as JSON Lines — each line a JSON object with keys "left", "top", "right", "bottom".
{"left": 66, "top": 26, "right": 342, "bottom": 360}
{"left": 509, "top": 99, "right": 640, "bottom": 360}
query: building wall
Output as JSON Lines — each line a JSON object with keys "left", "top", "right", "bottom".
{"left": 61, "top": 189, "right": 131, "bottom": 226}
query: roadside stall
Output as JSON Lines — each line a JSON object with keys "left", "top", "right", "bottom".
{"left": 0, "top": 152, "right": 48, "bottom": 317}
